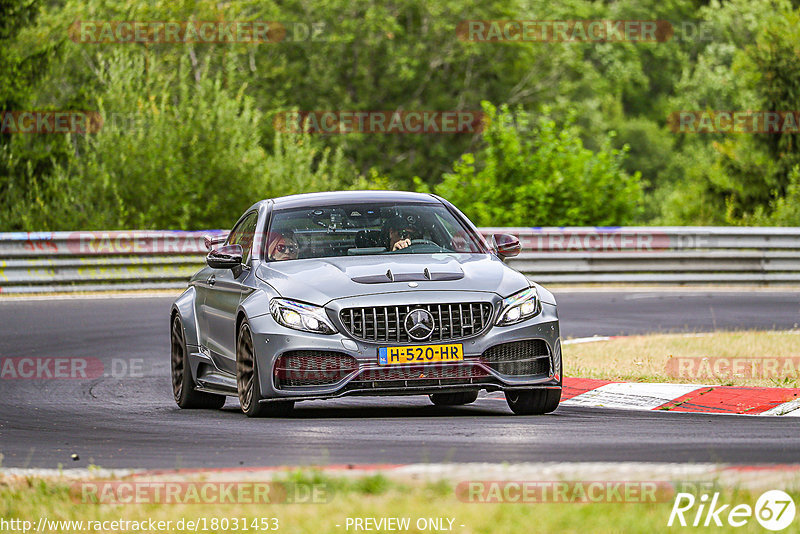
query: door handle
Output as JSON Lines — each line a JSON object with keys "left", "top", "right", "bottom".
{"left": 207, "top": 275, "right": 216, "bottom": 286}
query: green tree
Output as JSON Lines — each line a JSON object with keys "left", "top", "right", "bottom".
{"left": 5, "top": 51, "right": 358, "bottom": 230}
{"left": 0, "top": 0, "right": 65, "bottom": 230}
{"left": 429, "top": 102, "right": 642, "bottom": 226}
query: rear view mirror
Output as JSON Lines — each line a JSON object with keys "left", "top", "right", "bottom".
{"left": 206, "top": 244, "right": 244, "bottom": 270}
{"left": 492, "top": 234, "right": 521, "bottom": 259}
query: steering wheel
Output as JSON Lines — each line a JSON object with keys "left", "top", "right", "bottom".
{"left": 387, "top": 238, "right": 440, "bottom": 253}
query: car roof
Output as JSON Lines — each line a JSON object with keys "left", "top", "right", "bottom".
{"left": 268, "top": 190, "right": 440, "bottom": 210}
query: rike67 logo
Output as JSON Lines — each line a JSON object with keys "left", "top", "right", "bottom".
{"left": 668, "top": 490, "right": 796, "bottom": 531}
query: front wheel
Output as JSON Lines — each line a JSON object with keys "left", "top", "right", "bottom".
{"left": 171, "top": 315, "right": 225, "bottom": 409}
{"left": 237, "top": 322, "right": 294, "bottom": 418}
{"left": 505, "top": 389, "right": 561, "bottom": 415}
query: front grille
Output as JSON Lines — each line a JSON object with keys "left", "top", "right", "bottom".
{"left": 340, "top": 303, "right": 493, "bottom": 343}
{"left": 346, "top": 364, "right": 491, "bottom": 390}
{"left": 481, "top": 340, "right": 551, "bottom": 376}
{"left": 274, "top": 351, "right": 358, "bottom": 388}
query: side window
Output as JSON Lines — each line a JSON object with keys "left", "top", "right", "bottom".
{"left": 227, "top": 212, "right": 259, "bottom": 263}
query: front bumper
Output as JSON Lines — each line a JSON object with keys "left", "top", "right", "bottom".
{"left": 248, "top": 292, "right": 562, "bottom": 403}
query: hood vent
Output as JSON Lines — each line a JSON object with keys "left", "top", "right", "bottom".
{"left": 352, "top": 268, "right": 463, "bottom": 284}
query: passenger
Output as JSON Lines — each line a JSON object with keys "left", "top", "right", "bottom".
{"left": 267, "top": 231, "right": 299, "bottom": 261}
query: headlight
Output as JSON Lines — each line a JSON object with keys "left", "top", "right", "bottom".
{"left": 270, "top": 298, "right": 337, "bottom": 334}
{"left": 496, "top": 287, "right": 541, "bottom": 326}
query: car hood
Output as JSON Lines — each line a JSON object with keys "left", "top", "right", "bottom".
{"left": 255, "top": 254, "right": 530, "bottom": 304}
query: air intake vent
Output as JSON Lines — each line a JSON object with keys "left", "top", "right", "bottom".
{"left": 274, "top": 351, "right": 358, "bottom": 388}
{"left": 481, "top": 340, "right": 550, "bottom": 376}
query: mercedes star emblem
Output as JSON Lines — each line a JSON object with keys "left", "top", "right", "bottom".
{"left": 404, "top": 308, "right": 435, "bottom": 341}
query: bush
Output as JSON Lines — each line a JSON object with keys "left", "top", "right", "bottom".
{"left": 429, "top": 102, "right": 642, "bottom": 226}
{"left": 3, "top": 51, "right": 358, "bottom": 230}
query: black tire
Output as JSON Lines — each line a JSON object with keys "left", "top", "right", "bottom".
{"left": 429, "top": 391, "right": 479, "bottom": 406}
{"left": 237, "top": 322, "right": 294, "bottom": 418}
{"left": 171, "top": 315, "right": 226, "bottom": 409}
{"left": 505, "top": 388, "right": 561, "bottom": 415}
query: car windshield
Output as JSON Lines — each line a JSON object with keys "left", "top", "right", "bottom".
{"left": 265, "top": 202, "right": 487, "bottom": 261}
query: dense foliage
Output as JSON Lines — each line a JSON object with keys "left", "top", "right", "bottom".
{"left": 1, "top": 0, "right": 799, "bottom": 230}
{"left": 426, "top": 103, "right": 642, "bottom": 226}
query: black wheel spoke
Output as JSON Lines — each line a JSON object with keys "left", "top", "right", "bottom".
{"left": 237, "top": 326, "right": 256, "bottom": 411}
{"left": 170, "top": 317, "right": 184, "bottom": 399}
{"left": 170, "top": 315, "right": 225, "bottom": 410}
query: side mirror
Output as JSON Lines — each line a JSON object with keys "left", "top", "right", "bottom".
{"left": 206, "top": 244, "right": 244, "bottom": 270}
{"left": 492, "top": 234, "right": 521, "bottom": 259}
{"left": 203, "top": 233, "right": 228, "bottom": 251}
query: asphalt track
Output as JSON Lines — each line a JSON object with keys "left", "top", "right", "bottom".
{"left": 1, "top": 290, "right": 798, "bottom": 469}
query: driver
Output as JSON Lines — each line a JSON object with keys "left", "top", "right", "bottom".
{"left": 266, "top": 231, "right": 299, "bottom": 261}
{"left": 382, "top": 216, "right": 421, "bottom": 251}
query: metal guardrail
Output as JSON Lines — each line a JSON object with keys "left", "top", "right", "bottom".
{"left": 0, "top": 227, "right": 799, "bottom": 293}
{"left": 483, "top": 227, "right": 800, "bottom": 284}
{"left": 0, "top": 231, "right": 223, "bottom": 293}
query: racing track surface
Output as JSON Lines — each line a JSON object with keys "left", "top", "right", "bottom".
{"left": 1, "top": 291, "right": 799, "bottom": 469}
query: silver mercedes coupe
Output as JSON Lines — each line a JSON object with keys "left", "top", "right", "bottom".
{"left": 170, "top": 191, "right": 562, "bottom": 417}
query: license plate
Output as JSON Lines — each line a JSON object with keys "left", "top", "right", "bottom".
{"left": 378, "top": 344, "right": 464, "bottom": 366}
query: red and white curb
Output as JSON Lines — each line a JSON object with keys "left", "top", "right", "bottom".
{"left": 556, "top": 378, "right": 800, "bottom": 416}
{"left": 558, "top": 335, "right": 800, "bottom": 416}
